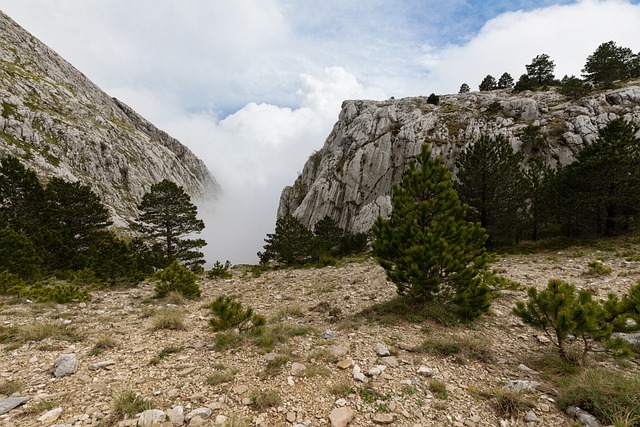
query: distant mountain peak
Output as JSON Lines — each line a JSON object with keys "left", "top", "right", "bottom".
{"left": 0, "top": 10, "right": 219, "bottom": 227}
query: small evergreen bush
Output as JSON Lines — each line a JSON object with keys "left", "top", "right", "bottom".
{"left": 21, "top": 282, "right": 90, "bottom": 303}
{"left": 513, "top": 279, "right": 640, "bottom": 364}
{"left": 208, "top": 295, "right": 265, "bottom": 334}
{"left": 155, "top": 261, "right": 201, "bottom": 299}
{"left": 207, "top": 260, "right": 232, "bottom": 279}
{"left": 0, "top": 270, "right": 26, "bottom": 295}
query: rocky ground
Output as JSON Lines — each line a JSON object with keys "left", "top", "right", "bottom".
{"left": 1, "top": 237, "right": 639, "bottom": 427}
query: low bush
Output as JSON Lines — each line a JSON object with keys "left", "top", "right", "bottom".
{"left": 154, "top": 261, "right": 201, "bottom": 299}
{"left": 208, "top": 295, "right": 265, "bottom": 334}
{"left": 207, "top": 260, "right": 232, "bottom": 279}
{"left": 417, "top": 334, "right": 493, "bottom": 363}
{"left": 513, "top": 279, "right": 640, "bottom": 364}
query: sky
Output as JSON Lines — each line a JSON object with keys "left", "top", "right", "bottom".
{"left": 0, "top": 0, "right": 639, "bottom": 264}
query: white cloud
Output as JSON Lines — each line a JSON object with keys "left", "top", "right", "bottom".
{"left": 418, "top": 0, "right": 640, "bottom": 94}
{"left": 1, "top": 0, "right": 639, "bottom": 264}
{"left": 151, "top": 67, "right": 387, "bottom": 264}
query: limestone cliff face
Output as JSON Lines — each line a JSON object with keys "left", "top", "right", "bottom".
{"left": 0, "top": 11, "right": 219, "bottom": 227}
{"left": 279, "top": 82, "right": 640, "bottom": 233}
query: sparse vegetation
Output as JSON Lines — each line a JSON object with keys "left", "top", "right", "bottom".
{"left": 90, "top": 333, "right": 118, "bottom": 356}
{"left": 0, "top": 379, "right": 22, "bottom": 396}
{"left": 428, "top": 379, "right": 448, "bottom": 399}
{"left": 151, "top": 307, "right": 186, "bottom": 331}
{"left": 249, "top": 389, "right": 282, "bottom": 411}
{"left": 207, "top": 370, "right": 235, "bottom": 386}
{"left": 329, "top": 381, "right": 353, "bottom": 397}
{"left": 556, "top": 367, "right": 640, "bottom": 425}
{"left": 149, "top": 346, "right": 183, "bottom": 365}
{"left": 112, "top": 390, "right": 154, "bottom": 418}
{"left": 483, "top": 387, "right": 534, "bottom": 418}
{"left": 417, "top": 334, "right": 493, "bottom": 363}
{"left": 2, "top": 321, "right": 81, "bottom": 344}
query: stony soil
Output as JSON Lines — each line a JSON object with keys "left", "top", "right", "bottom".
{"left": 1, "top": 238, "right": 639, "bottom": 427}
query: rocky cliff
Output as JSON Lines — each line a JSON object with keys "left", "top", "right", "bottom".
{"left": 0, "top": 11, "right": 219, "bottom": 227}
{"left": 279, "top": 82, "right": 640, "bottom": 233}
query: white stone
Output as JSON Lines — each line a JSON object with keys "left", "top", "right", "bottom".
{"left": 137, "top": 409, "right": 166, "bottom": 426}
{"left": 37, "top": 407, "right": 63, "bottom": 423}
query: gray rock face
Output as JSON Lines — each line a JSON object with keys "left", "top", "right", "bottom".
{"left": 278, "top": 84, "right": 640, "bottom": 233}
{"left": 0, "top": 11, "right": 219, "bottom": 227}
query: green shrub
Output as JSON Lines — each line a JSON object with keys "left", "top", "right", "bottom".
{"left": 208, "top": 295, "right": 265, "bottom": 334}
{"left": 586, "top": 260, "right": 612, "bottom": 276}
{"left": 21, "top": 282, "right": 90, "bottom": 303}
{"left": 513, "top": 279, "right": 609, "bottom": 364}
{"left": 0, "top": 270, "right": 26, "bottom": 295}
{"left": 427, "top": 93, "right": 440, "bottom": 105}
{"left": 207, "top": 260, "right": 232, "bottom": 279}
{"left": 155, "top": 261, "right": 201, "bottom": 299}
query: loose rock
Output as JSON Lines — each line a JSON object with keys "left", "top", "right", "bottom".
{"left": 329, "top": 406, "right": 354, "bottom": 427}
{"left": 52, "top": 353, "right": 78, "bottom": 377}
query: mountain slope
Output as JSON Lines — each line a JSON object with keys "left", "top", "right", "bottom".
{"left": 278, "top": 83, "right": 640, "bottom": 233}
{"left": 0, "top": 11, "right": 219, "bottom": 227}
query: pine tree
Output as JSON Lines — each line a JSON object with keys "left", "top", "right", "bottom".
{"left": 458, "top": 83, "right": 470, "bottom": 93}
{"left": 134, "top": 179, "right": 206, "bottom": 270}
{"left": 371, "top": 145, "right": 491, "bottom": 321}
{"left": 582, "top": 41, "right": 636, "bottom": 88}
{"left": 479, "top": 75, "right": 497, "bottom": 91}
{"left": 0, "top": 156, "right": 45, "bottom": 235}
{"left": 0, "top": 227, "right": 41, "bottom": 281}
{"left": 258, "top": 213, "right": 314, "bottom": 266}
{"left": 497, "top": 72, "right": 514, "bottom": 89}
{"left": 86, "top": 233, "right": 142, "bottom": 285}
{"left": 455, "top": 135, "right": 526, "bottom": 246}
{"left": 313, "top": 215, "right": 344, "bottom": 257}
{"left": 525, "top": 53, "right": 556, "bottom": 86}
{"left": 556, "top": 118, "right": 640, "bottom": 236}
{"left": 43, "top": 178, "right": 112, "bottom": 264}
{"left": 522, "top": 158, "right": 556, "bottom": 241}
{"left": 513, "top": 279, "right": 609, "bottom": 364}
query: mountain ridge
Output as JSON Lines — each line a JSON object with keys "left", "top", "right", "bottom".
{"left": 0, "top": 10, "right": 219, "bottom": 227}
{"left": 278, "top": 83, "right": 640, "bottom": 233}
